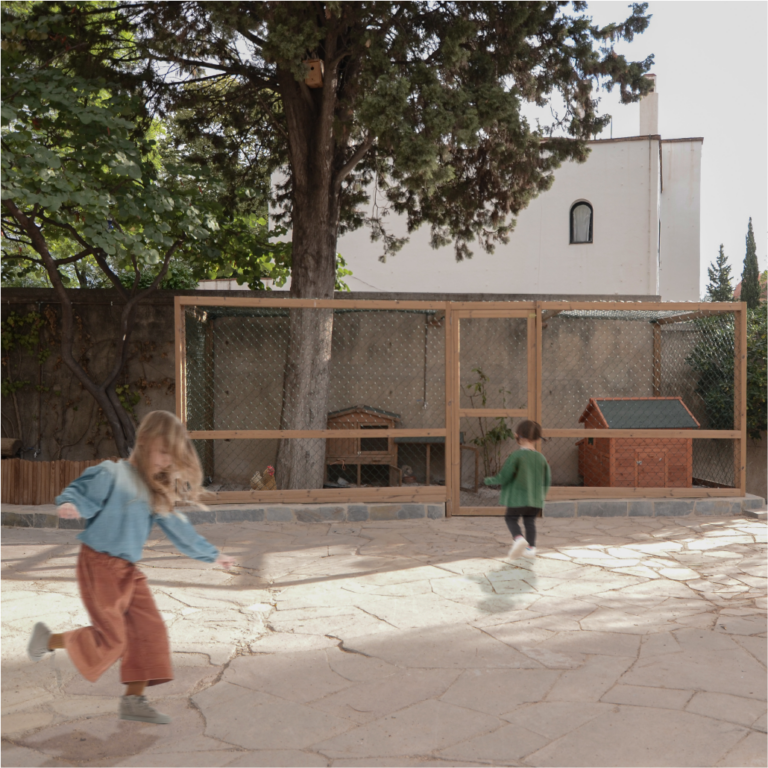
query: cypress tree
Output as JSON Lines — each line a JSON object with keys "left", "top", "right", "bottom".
{"left": 741, "top": 218, "right": 761, "bottom": 309}
{"left": 705, "top": 245, "right": 733, "bottom": 301}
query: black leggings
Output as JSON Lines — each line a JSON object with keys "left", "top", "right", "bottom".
{"left": 504, "top": 507, "right": 539, "bottom": 547}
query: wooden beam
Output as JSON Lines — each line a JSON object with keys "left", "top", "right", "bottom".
{"left": 449, "top": 309, "right": 462, "bottom": 516}
{"left": 445, "top": 301, "right": 537, "bottom": 310}
{"left": 174, "top": 297, "right": 187, "bottom": 424}
{"left": 536, "top": 301, "right": 737, "bottom": 312}
{"left": 527, "top": 313, "right": 536, "bottom": 424}
{"left": 543, "top": 429, "right": 739, "bottom": 439}
{"left": 535, "top": 303, "right": 543, "bottom": 427}
{"left": 200, "top": 486, "right": 447, "bottom": 505}
{"left": 736, "top": 303, "right": 748, "bottom": 495}
{"left": 458, "top": 409, "right": 528, "bottom": 419}
{"left": 187, "top": 429, "right": 447, "bottom": 440}
{"left": 453, "top": 309, "right": 531, "bottom": 319}
{"left": 541, "top": 309, "right": 563, "bottom": 329}
{"left": 653, "top": 309, "right": 735, "bottom": 326}
{"left": 174, "top": 296, "right": 448, "bottom": 310}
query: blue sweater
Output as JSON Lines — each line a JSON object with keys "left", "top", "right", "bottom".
{"left": 55, "top": 460, "right": 219, "bottom": 564}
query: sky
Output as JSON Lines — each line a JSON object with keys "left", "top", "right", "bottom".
{"left": 580, "top": 0, "right": 767, "bottom": 296}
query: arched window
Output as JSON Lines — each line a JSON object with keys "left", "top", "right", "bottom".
{"left": 570, "top": 201, "right": 593, "bottom": 244}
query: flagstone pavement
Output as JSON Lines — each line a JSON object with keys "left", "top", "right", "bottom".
{"left": 2, "top": 514, "right": 766, "bottom": 767}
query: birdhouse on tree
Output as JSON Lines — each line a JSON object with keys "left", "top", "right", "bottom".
{"left": 576, "top": 397, "right": 700, "bottom": 488}
{"left": 303, "top": 58, "right": 324, "bottom": 88}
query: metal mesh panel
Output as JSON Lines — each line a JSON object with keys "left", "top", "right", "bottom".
{"left": 182, "top": 303, "right": 739, "bottom": 497}
{"left": 540, "top": 310, "right": 737, "bottom": 490}
{"left": 458, "top": 416, "right": 526, "bottom": 507}
{"left": 184, "top": 305, "right": 446, "bottom": 490}
{"left": 459, "top": 318, "right": 528, "bottom": 410}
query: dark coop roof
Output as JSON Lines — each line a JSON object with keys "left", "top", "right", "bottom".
{"left": 588, "top": 398, "right": 700, "bottom": 430}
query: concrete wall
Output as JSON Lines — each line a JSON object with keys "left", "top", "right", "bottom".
{"left": 659, "top": 140, "right": 703, "bottom": 301}
{"left": 331, "top": 137, "right": 669, "bottom": 296}
{"left": 1, "top": 291, "right": 176, "bottom": 462}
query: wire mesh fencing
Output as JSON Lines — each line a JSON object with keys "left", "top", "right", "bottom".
{"left": 540, "top": 308, "right": 738, "bottom": 490}
{"left": 178, "top": 300, "right": 743, "bottom": 502}
{"left": 184, "top": 305, "right": 447, "bottom": 492}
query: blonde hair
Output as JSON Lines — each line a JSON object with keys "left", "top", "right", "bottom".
{"left": 129, "top": 411, "right": 204, "bottom": 515}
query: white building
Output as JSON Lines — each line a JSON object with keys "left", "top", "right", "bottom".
{"left": 206, "top": 77, "right": 702, "bottom": 300}
{"left": 335, "top": 76, "right": 702, "bottom": 301}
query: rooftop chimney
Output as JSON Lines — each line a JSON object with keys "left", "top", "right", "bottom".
{"left": 639, "top": 74, "right": 658, "bottom": 135}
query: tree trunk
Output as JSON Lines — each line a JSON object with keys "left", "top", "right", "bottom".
{"left": 275, "top": 188, "right": 339, "bottom": 490}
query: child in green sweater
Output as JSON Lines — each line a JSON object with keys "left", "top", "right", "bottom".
{"left": 484, "top": 420, "right": 551, "bottom": 560}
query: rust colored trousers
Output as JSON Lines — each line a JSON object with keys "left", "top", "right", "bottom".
{"left": 63, "top": 544, "right": 173, "bottom": 686}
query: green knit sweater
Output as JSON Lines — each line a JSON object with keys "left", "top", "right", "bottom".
{"left": 484, "top": 448, "right": 551, "bottom": 509}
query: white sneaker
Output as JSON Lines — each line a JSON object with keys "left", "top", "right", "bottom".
{"left": 523, "top": 547, "right": 537, "bottom": 559}
{"left": 27, "top": 622, "right": 53, "bottom": 662}
{"left": 508, "top": 538, "right": 528, "bottom": 559}
{"left": 119, "top": 695, "right": 172, "bottom": 724}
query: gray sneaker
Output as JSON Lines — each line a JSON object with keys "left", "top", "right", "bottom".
{"left": 119, "top": 695, "right": 172, "bottom": 724}
{"left": 27, "top": 622, "right": 53, "bottom": 662}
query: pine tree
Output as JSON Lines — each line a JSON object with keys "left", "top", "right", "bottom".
{"left": 741, "top": 218, "right": 761, "bottom": 309}
{"left": 706, "top": 245, "right": 733, "bottom": 301}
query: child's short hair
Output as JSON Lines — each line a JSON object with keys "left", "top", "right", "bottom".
{"left": 130, "top": 411, "right": 204, "bottom": 515}
{"left": 515, "top": 420, "right": 543, "bottom": 442}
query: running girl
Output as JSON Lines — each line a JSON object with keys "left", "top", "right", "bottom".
{"left": 27, "top": 411, "right": 234, "bottom": 724}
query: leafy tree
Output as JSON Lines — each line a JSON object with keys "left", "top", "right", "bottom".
{"left": 745, "top": 306, "right": 767, "bottom": 439}
{"left": 705, "top": 245, "right": 733, "bottom": 302}
{"left": 740, "top": 218, "right": 761, "bottom": 309}
{"left": 1, "top": 14, "right": 222, "bottom": 456}
{"left": 686, "top": 308, "right": 767, "bottom": 442}
{"left": 49, "top": 0, "right": 654, "bottom": 487}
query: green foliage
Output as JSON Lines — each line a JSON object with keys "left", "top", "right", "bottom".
{"left": 114, "top": 383, "right": 141, "bottom": 417}
{"left": 463, "top": 367, "right": 516, "bottom": 477}
{"left": 741, "top": 218, "right": 762, "bottom": 309}
{"left": 0, "top": 311, "right": 49, "bottom": 398}
{"left": 1, "top": 58, "right": 218, "bottom": 281}
{"left": 686, "top": 308, "right": 767, "bottom": 440}
{"left": 745, "top": 305, "right": 767, "bottom": 439}
{"left": 705, "top": 245, "right": 733, "bottom": 302}
{"left": 41, "top": 1, "right": 655, "bottom": 263}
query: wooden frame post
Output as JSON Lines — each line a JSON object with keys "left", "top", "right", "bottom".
{"left": 446, "top": 304, "right": 460, "bottom": 516}
{"left": 174, "top": 297, "right": 187, "bottom": 425}
{"left": 735, "top": 303, "right": 748, "bottom": 495}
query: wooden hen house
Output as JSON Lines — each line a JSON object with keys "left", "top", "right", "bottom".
{"left": 577, "top": 397, "right": 700, "bottom": 488}
{"left": 325, "top": 405, "right": 401, "bottom": 486}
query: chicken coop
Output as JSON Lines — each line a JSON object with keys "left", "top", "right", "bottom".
{"left": 576, "top": 397, "right": 701, "bottom": 488}
{"left": 174, "top": 297, "right": 745, "bottom": 512}
{"left": 325, "top": 405, "right": 402, "bottom": 487}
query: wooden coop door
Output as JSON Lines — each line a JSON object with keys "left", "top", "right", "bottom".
{"left": 451, "top": 309, "right": 538, "bottom": 516}
{"left": 636, "top": 448, "right": 667, "bottom": 487}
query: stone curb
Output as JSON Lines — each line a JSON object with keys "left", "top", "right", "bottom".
{"left": 1, "top": 494, "right": 764, "bottom": 529}
{"left": 0, "top": 502, "right": 447, "bottom": 529}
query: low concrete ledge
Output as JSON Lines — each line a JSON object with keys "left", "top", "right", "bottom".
{"left": 1, "top": 502, "right": 446, "bottom": 528}
{"left": 544, "top": 494, "right": 764, "bottom": 519}
{"left": 2, "top": 496, "right": 765, "bottom": 528}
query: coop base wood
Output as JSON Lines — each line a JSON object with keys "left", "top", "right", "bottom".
{"left": 202, "top": 486, "right": 447, "bottom": 505}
